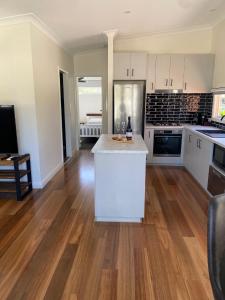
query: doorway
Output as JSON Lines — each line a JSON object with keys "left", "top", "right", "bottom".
{"left": 77, "top": 77, "right": 103, "bottom": 150}
{"left": 59, "top": 71, "right": 68, "bottom": 161}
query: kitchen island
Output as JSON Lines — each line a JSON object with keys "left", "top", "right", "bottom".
{"left": 91, "top": 134, "right": 148, "bottom": 222}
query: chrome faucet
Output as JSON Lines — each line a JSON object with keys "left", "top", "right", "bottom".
{"left": 221, "top": 115, "right": 225, "bottom": 121}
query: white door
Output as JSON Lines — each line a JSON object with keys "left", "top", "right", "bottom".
{"left": 155, "top": 55, "right": 171, "bottom": 89}
{"left": 130, "top": 53, "right": 147, "bottom": 80}
{"left": 146, "top": 54, "right": 156, "bottom": 93}
{"left": 183, "top": 54, "right": 214, "bottom": 93}
{"left": 114, "top": 52, "right": 131, "bottom": 80}
{"left": 169, "top": 55, "right": 185, "bottom": 90}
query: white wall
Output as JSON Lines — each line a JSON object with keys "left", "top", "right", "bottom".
{"left": 0, "top": 23, "right": 41, "bottom": 186}
{"left": 114, "top": 28, "right": 212, "bottom": 53}
{"left": 212, "top": 19, "right": 225, "bottom": 88}
{"left": 30, "top": 23, "right": 76, "bottom": 186}
{"left": 0, "top": 21, "right": 76, "bottom": 188}
{"left": 79, "top": 92, "right": 102, "bottom": 122}
{"left": 73, "top": 48, "right": 108, "bottom": 133}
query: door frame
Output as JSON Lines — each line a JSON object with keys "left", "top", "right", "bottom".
{"left": 58, "top": 67, "right": 72, "bottom": 162}
{"left": 75, "top": 76, "right": 104, "bottom": 149}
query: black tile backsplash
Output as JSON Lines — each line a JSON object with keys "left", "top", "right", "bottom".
{"left": 146, "top": 93, "right": 213, "bottom": 123}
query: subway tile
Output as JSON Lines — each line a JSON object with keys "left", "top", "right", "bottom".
{"left": 146, "top": 92, "right": 213, "bottom": 124}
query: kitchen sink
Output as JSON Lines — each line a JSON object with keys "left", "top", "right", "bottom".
{"left": 197, "top": 129, "right": 225, "bottom": 138}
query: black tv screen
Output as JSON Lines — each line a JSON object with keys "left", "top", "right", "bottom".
{"left": 0, "top": 105, "right": 18, "bottom": 154}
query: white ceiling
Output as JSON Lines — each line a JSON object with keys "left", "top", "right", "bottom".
{"left": 0, "top": 0, "right": 225, "bottom": 52}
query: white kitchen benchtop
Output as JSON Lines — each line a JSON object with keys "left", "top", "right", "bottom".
{"left": 145, "top": 123, "right": 225, "bottom": 148}
{"left": 145, "top": 124, "right": 185, "bottom": 129}
{"left": 91, "top": 134, "right": 148, "bottom": 154}
{"left": 185, "top": 125, "right": 225, "bottom": 148}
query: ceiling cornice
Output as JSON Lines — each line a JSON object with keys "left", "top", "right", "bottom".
{"left": 0, "top": 13, "right": 69, "bottom": 54}
{"left": 116, "top": 24, "right": 213, "bottom": 41}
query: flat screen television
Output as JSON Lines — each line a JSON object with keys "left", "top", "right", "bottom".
{"left": 0, "top": 105, "right": 18, "bottom": 154}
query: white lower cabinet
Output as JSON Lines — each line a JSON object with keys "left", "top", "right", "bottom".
{"left": 183, "top": 129, "right": 213, "bottom": 189}
{"left": 144, "top": 128, "right": 153, "bottom": 163}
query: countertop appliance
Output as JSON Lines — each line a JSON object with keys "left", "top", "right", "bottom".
{"left": 213, "top": 144, "right": 225, "bottom": 172}
{"left": 153, "top": 129, "right": 182, "bottom": 157}
{"left": 113, "top": 80, "right": 145, "bottom": 136}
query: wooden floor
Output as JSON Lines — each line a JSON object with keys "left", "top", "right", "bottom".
{"left": 0, "top": 150, "right": 213, "bottom": 300}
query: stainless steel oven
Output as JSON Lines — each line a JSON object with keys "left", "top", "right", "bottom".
{"left": 153, "top": 129, "right": 182, "bottom": 157}
{"left": 213, "top": 144, "right": 225, "bottom": 172}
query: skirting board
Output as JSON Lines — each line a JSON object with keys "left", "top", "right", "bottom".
{"left": 33, "top": 161, "right": 64, "bottom": 189}
{"left": 95, "top": 217, "right": 142, "bottom": 223}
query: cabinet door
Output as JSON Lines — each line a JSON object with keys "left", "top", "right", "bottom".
{"left": 155, "top": 55, "right": 171, "bottom": 89}
{"left": 130, "top": 53, "right": 147, "bottom": 80}
{"left": 169, "top": 55, "right": 185, "bottom": 90}
{"left": 146, "top": 54, "right": 156, "bottom": 93}
{"left": 183, "top": 130, "right": 195, "bottom": 174}
{"left": 195, "top": 137, "right": 213, "bottom": 189}
{"left": 114, "top": 52, "right": 131, "bottom": 80}
{"left": 183, "top": 54, "right": 214, "bottom": 93}
{"left": 144, "top": 128, "right": 152, "bottom": 163}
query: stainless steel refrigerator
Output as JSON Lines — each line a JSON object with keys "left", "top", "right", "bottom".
{"left": 113, "top": 80, "right": 145, "bottom": 136}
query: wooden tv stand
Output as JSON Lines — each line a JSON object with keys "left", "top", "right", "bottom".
{"left": 0, "top": 154, "right": 33, "bottom": 201}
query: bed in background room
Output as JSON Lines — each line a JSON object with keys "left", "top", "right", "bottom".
{"left": 80, "top": 113, "right": 102, "bottom": 137}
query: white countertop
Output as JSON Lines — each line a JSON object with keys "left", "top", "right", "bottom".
{"left": 145, "top": 123, "right": 225, "bottom": 148}
{"left": 185, "top": 125, "right": 225, "bottom": 148}
{"left": 91, "top": 134, "right": 148, "bottom": 154}
{"left": 145, "top": 123, "right": 184, "bottom": 129}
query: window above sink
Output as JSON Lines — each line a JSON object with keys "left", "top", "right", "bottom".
{"left": 212, "top": 94, "right": 225, "bottom": 123}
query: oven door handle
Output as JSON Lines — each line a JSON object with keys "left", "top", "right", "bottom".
{"left": 154, "top": 135, "right": 182, "bottom": 138}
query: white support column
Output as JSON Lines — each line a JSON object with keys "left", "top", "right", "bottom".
{"left": 104, "top": 30, "right": 117, "bottom": 134}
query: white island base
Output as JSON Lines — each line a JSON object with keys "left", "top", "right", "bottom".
{"left": 92, "top": 135, "right": 148, "bottom": 223}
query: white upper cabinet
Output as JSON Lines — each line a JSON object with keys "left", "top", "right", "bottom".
{"left": 169, "top": 55, "right": 185, "bottom": 90}
{"left": 113, "top": 52, "right": 147, "bottom": 80}
{"left": 146, "top": 54, "right": 156, "bottom": 93}
{"left": 183, "top": 54, "right": 214, "bottom": 93}
{"left": 155, "top": 55, "right": 171, "bottom": 89}
{"left": 155, "top": 54, "right": 184, "bottom": 90}
{"left": 113, "top": 52, "right": 131, "bottom": 80}
{"left": 130, "top": 53, "right": 148, "bottom": 80}
{"left": 114, "top": 52, "right": 214, "bottom": 92}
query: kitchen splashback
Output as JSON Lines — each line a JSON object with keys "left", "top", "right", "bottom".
{"left": 146, "top": 93, "right": 213, "bottom": 123}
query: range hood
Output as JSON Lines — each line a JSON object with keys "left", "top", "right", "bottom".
{"left": 211, "top": 87, "right": 225, "bottom": 94}
{"left": 155, "top": 89, "right": 183, "bottom": 94}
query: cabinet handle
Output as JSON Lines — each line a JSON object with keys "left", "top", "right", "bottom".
{"left": 170, "top": 79, "right": 173, "bottom": 86}
{"left": 197, "top": 139, "right": 199, "bottom": 148}
{"left": 184, "top": 82, "right": 187, "bottom": 90}
{"left": 151, "top": 82, "right": 154, "bottom": 90}
{"left": 198, "top": 139, "right": 201, "bottom": 149}
{"left": 165, "top": 79, "right": 168, "bottom": 86}
{"left": 132, "top": 69, "right": 134, "bottom": 77}
{"left": 149, "top": 131, "right": 150, "bottom": 138}
{"left": 126, "top": 69, "right": 129, "bottom": 77}
{"left": 188, "top": 135, "right": 191, "bottom": 143}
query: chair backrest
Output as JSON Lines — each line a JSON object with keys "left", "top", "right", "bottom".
{"left": 208, "top": 194, "right": 225, "bottom": 300}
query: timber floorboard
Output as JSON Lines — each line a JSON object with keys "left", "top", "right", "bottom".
{"left": 0, "top": 150, "right": 213, "bottom": 300}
